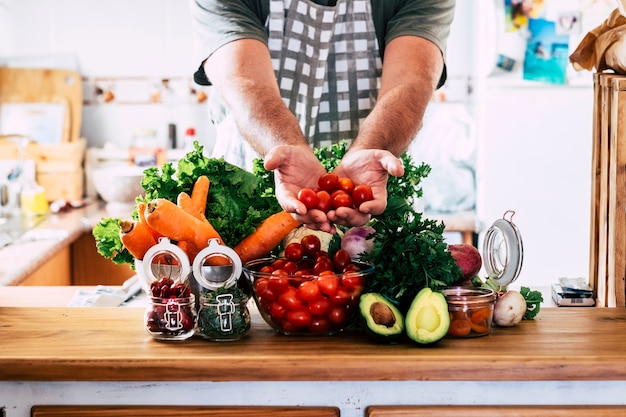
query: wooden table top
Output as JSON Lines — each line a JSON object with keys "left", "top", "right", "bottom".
{"left": 1, "top": 303, "right": 625, "bottom": 383}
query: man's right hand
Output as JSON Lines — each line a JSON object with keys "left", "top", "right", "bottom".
{"left": 263, "top": 145, "right": 336, "bottom": 232}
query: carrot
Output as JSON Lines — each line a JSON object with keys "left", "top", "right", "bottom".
{"left": 145, "top": 198, "right": 223, "bottom": 250}
{"left": 234, "top": 210, "right": 301, "bottom": 264}
{"left": 177, "top": 175, "right": 210, "bottom": 220}
{"left": 177, "top": 192, "right": 203, "bottom": 220}
{"left": 177, "top": 240, "right": 201, "bottom": 262}
{"left": 119, "top": 219, "right": 158, "bottom": 260}
{"left": 136, "top": 201, "right": 162, "bottom": 241}
{"left": 190, "top": 175, "right": 210, "bottom": 212}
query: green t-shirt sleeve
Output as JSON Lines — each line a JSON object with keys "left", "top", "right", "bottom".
{"left": 374, "top": 0, "right": 455, "bottom": 88}
{"left": 191, "top": 0, "right": 268, "bottom": 85}
{"left": 378, "top": 0, "right": 455, "bottom": 58}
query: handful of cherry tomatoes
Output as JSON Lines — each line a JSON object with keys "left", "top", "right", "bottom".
{"left": 247, "top": 234, "right": 372, "bottom": 335}
{"left": 297, "top": 173, "right": 374, "bottom": 212}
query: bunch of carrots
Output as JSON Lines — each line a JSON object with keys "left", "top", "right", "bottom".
{"left": 118, "top": 175, "right": 301, "bottom": 265}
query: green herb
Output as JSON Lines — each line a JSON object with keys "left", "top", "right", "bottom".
{"left": 521, "top": 286, "right": 544, "bottom": 320}
{"left": 361, "top": 210, "right": 461, "bottom": 313}
{"left": 197, "top": 286, "right": 251, "bottom": 339}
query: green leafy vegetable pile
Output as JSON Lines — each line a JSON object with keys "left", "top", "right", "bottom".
{"left": 93, "top": 142, "right": 282, "bottom": 267}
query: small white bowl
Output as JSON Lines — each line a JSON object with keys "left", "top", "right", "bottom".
{"left": 92, "top": 165, "right": 145, "bottom": 208}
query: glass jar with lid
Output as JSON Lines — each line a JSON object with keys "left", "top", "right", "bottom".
{"left": 139, "top": 238, "right": 197, "bottom": 341}
{"left": 192, "top": 239, "right": 251, "bottom": 341}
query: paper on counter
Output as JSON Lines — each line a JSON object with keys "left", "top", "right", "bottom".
{"left": 68, "top": 275, "right": 145, "bottom": 307}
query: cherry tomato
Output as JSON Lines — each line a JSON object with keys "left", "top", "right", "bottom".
{"left": 332, "top": 249, "right": 352, "bottom": 272}
{"left": 343, "top": 263, "right": 361, "bottom": 273}
{"left": 312, "top": 259, "right": 333, "bottom": 275}
{"left": 269, "top": 301, "right": 287, "bottom": 321}
{"left": 315, "top": 250, "right": 330, "bottom": 261}
{"left": 318, "top": 173, "right": 339, "bottom": 192}
{"left": 328, "top": 305, "right": 347, "bottom": 324}
{"left": 298, "top": 280, "right": 321, "bottom": 301}
{"left": 308, "top": 298, "right": 332, "bottom": 316}
{"left": 259, "top": 265, "right": 274, "bottom": 274}
{"left": 330, "top": 287, "right": 353, "bottom": 305}
{"left": 255, "top": 279, "right": 278, "bottom": 302}
{"left": 297, "top": 188, "right": 318, "bottom": 210}
{"left": 341, "top": 273, "right": 365, "bottom": 292}
{"left": 284, "top": 242, "right": 304, "bottom": 262}
{"left": 332, "top": 192, "right": 353, "bottom": 209}
{"left": 286, "top": 309, "right": 312, "bottom": 328}
{"left": 330, "top": 189, "right": 347, "bottom": 199}
{"left": 271, "top": 259, "right": 287, "bottom": 270}
{"left": 278, "top": 287, "right": 303, "bottom": 310}
{"left": 352, "top": 184, "right": 374, "bottom": 207}
{"left": 300, "top": 235, "right": 321, "bottom": 258}
{"left": 317, "top": 274, "right": 339, "bottom": 296}
{"left": 298, "top": 258, "right": 315, "bottom": 271}
{"left": 337, "top": 177, "right": 355, "bottom": 195}
{"left": 283, "top": 261, "right": 299, "bottom": 275}
{"left": 316, "top": 190, "right": 332, "bottom": 212}
{"left": 308, "top": 316, "right": 332, "bottom": 334}
{"left": 281, "top": 320, "right": 300, "bottom": 333}
{"left": 268, "top": 275, "right": 289, "bottom": 294}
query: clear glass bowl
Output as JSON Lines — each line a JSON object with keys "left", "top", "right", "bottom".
{"left": 442, "top": 287, "right": 496, "bottom": 338}
{"left": 243, "top": 257, "right": 375, "bottom": 336}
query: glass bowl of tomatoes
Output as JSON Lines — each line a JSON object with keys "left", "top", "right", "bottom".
{"left": 243, "top": 240, "right": 374, "bottom": 336}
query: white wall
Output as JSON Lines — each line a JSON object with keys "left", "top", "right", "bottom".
{"left": 478, "top": 85, "right": 593, "bottom": 287}
{"left": 0, "top": 0, "right": 215, "bottom": 151}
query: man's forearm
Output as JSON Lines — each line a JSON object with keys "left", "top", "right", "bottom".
{"left": 350, "top": 36, "right": 444, "bottom": 156}
{"left": 205, "top": 39, "right": 308, "bottom": 157}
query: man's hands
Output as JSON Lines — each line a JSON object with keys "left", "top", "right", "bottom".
{"left": 264, "top": 145, "right": 333, "bottom": 231}
{"left": 264, "top": 145, "right": 404, "bottom": 233}
{"left": 328, "top": 149, "right": 404, "bottom": 227}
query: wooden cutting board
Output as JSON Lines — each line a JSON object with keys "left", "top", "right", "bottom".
{"left": 0, "top": 67, "right": 82, "bottom": 143}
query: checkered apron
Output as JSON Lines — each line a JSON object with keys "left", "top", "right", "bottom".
{"left": 211, "top": 0, "right": 382, "bottom": 170}
{"left": 268, "top": 0, "right": 382, "bottom": 148}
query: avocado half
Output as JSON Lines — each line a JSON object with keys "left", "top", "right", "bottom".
{"left": 359, "top": 293, "right": 405, "bottom": 342}
{"left": 405, "top": 287, "right": 450, "bottom": 344}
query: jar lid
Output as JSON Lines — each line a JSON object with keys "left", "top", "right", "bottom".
{"left": 482, "top": 210, "right": 524, "bottom": 287}
{"left": 192, "top": 239, "right": 242, "bottom": 291}
{"left": 140, "top": 238, "right": 191, "bottom": 288}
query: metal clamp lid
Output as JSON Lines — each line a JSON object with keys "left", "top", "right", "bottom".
{"left": 482, "top": 210, "right": 524, "bottom": 287}
{"left": 140, "top": 237, "right": 191, "bottom": 288}
{"left": 192, "top": 239, "right": 242, "bottom": 291}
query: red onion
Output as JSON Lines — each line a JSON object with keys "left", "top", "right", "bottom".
{"left": 341, "top": 226, "right": 376, "bottom": 258}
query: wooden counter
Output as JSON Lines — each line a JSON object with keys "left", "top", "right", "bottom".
{"left": 2, "top": 290, "right": 626, "bottom": 416}
{"left": 1, "top": 306, "right": 626, "bottom": 383}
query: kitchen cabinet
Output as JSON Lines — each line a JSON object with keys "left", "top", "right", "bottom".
{"left": 16, "top": 233, "right": 133, "bottom": 286}
{"left": 366, "top": 406, "right": 626, "bottom": 416}
{"left": 31, "top": 406, "right": 339, "bottom": 416}
{"left": 19, "top": 246, "right": 71, "bottom": 286}
{"left": 71, "top": 232, "right": 135, "bottom": 286}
